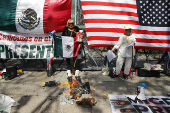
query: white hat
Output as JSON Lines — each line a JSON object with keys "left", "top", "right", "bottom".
{"left": 124, "top": 24, "right": 131, "bottom": 29}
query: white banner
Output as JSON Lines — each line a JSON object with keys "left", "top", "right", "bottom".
{"left": 0, "top": 31, "right": 58, "bottom": 59}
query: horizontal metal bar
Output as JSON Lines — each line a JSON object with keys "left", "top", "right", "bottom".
{"left": 53, "top": 68, "right": 102, "bottom": 71}
{"left": 23, "top": 68, "right": 102, "bottom": 71}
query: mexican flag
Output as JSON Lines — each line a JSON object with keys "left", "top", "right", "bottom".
{"left": 0, "top": 0, "right": 71, "bottom": 34}
{"left": 54, "top": 36, "right": 81, "bottom": 58}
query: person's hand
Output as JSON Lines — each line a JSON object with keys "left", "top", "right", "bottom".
{"left": 53, "top": 33, "right": 56, "bottom": 37}
{"left": 111, "top": 48, "right": 115, "bottom": 52}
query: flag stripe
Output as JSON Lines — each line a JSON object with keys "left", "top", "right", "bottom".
{"left": 84, "top": 14, "right": 139, "bottom": 21}
{"left": 81, "top": 0, "right": 136, "bottom": 5}
{"left": 87, "top": 36, "right": 170, "bottom": 44}
{"left": 87, "top": 32, "right": 170, "bottom": 39}
{"left": 85, "top": 23, "right": 170, "bottom": 31}
{"left": 85, "top": 19, "right": 140, "bottom": 25}
{"left": 88, "top": 40, "right": 170, "bottom": 48}
{"left": 88, "top": 44, "right": 170, "bottom": 51}
{"left": 86, "top": 28, "right": 170, "bottom": 35}
{"left": 15, "top": 0, "right": 45, "bottom": 34}
{"left": 82, "top": 6, "right": 137, "bottom": 13}
{"left": 83, "top": 10, "right": 138, "bottom": 17}
{"left": 87, "top": 36, "right": 119, "bottom": 41}
{"left": 137, "top": 39, "right": 170, "bottom": 44}
{"left": 62, "top": 36, "right": 74, "bottom": 58}
{"left": 81, "top": 1, "right": 137, "bottom": 9}
{"left": 135, "top": 46, "right": 170, "bottom": 51}
{"left": 0, "top": 0, "right": 18, "bottom": 32}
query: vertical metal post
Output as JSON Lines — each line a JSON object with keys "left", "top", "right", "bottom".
{"left": 106, "top": 58, "right": 108, "bottom": 68}
{"left": 75, "top": 0, "right": 77, "bottom": 25}
{"left": 164, "top": 51, "right": 170, "bottom": 74}
{"left": 108, "top": 59, "right": 113, "bottom": 76}
{"left": 134, "top": 49, "right": 138, "bottom": 68}
{"left": 143, "top": 49, "right": 150, "bottom": 63}
{"left": 47, "top": 58, "right": 51, "bottom": 77}
{"left": 77, "top": 0, "right": 80, "bottom": 25}
{"left": 83, "top": 44, "right": 99, "bottom": 68}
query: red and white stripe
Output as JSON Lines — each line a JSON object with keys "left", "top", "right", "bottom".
{"left": 81, "top": 0, "right": 170, "bottom": 51}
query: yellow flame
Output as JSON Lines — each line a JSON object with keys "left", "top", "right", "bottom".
{"left": 103, "top": 94, "right": 109, "bottom": 97}
{"left": 62, "top": 81, "right": 70, "bottom": 86}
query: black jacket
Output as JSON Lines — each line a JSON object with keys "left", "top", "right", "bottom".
{"left": 61, "top": 26, "right": 79, "bottom": 37}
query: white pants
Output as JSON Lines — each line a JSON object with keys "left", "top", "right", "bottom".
{"left": 116, "top": 56, "right": 132, "bottom": 75}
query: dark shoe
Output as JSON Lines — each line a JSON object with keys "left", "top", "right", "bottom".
{"left": 123, "top": 74, "right": 129, "bottom": 79}
{"left": 75, "top": 76, "right": 82, "bottom": 84}
{"left": 110, "top": 74, "right": 119, "bottom": 78}
{"left": 71, "top": 68, "right": 75, "bottom": 75}
{"left": 67, "top": 76, "right": 73, "bottom": 82}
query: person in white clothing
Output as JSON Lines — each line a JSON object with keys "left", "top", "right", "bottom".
{"left": 111, "top": 24, "right": 136, "bottom": 79}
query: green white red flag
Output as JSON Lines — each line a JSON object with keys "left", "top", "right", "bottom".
{"left": 0, "top": 0, "right": 71, "bottom": 34}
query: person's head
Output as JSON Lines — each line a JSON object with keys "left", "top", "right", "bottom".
{"left": 124, "top": 24, "right": 131, "bottom": 36}
{"left": 67, "top": 19, "right": 75, "bottom": 29}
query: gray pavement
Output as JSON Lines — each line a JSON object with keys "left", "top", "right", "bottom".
{"left": 0, "top": 70, "right": 170, "bottom": 113}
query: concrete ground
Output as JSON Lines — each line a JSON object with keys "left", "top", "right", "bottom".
{"left": 0, "top": 70, "right": 170, "bottom": 113}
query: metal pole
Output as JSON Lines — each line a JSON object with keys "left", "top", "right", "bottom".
{"left": 164, "top": 51, "right": 170, "bottom": 75}
{"left": 75, "top": 0, "right": 77, "bottom": 25}
{"left": 83, "top": 44, "right": 99, "bottom": 68}
{"left": 134, "top": 49, "right": 138, "bottom": 68}
{"left": 143, "top": 49, "right": 150, "bottom": 63}
{"left": 77, "top": 0, "right": 80, "bottom": 25}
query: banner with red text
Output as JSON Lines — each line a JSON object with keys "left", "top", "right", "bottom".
{"left": 0, "top": 31, "right": 60, "bottom": 59}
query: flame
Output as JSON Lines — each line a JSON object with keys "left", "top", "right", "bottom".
{"left": 90, "top": 87, "right": 96, "bottom": 96}
{"left": 62, "top": 81, "right": 70, "bottom": 86}
{"left": 57, "top": 77, "right": 97, "bottom": 107}
{"left": 69, "top": 78, "right": 81, "bottom": 100}
{"left": 57, "top": 84, "right": 63, "bottom": 89}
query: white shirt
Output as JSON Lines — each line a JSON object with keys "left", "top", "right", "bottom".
{"left": 114, "top": 34, "right": 136, "bottom": 57}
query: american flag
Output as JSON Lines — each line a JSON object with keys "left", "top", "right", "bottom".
{"left": 80, "top": 0, "right": 170, "bottom": 51}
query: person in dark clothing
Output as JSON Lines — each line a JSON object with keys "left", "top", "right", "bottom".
{"left": 61, "top": 19, "right": 79, "bottom": 75}
{"left": 61, "top": 20, "right": 79, "bottom": 37}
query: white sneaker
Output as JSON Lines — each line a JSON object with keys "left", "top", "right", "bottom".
{"left": 67, "top": 70, "right": 72, "bottom": 76}
{"left": 75, "top": 70, "right": 79, "bottom": 76}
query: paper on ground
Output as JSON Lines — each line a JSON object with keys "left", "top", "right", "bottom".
{"left": 0, "top": 68, "right": 6, "bottom": 73}
{"left": 0, "top": 94, "right": 19, "bottom": 113}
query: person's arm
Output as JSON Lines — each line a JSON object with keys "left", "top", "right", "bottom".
{"left": 134, "top": 35, "right": 136, "bottom": 47}
{"left": 52, "top": 40, "right": 53, "bottom": 48}
{"left": 111, "top": 35, "right": 124, "bottom": 52}
{"left": 111, "top": 47, "right": 115, "bottom": 52}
